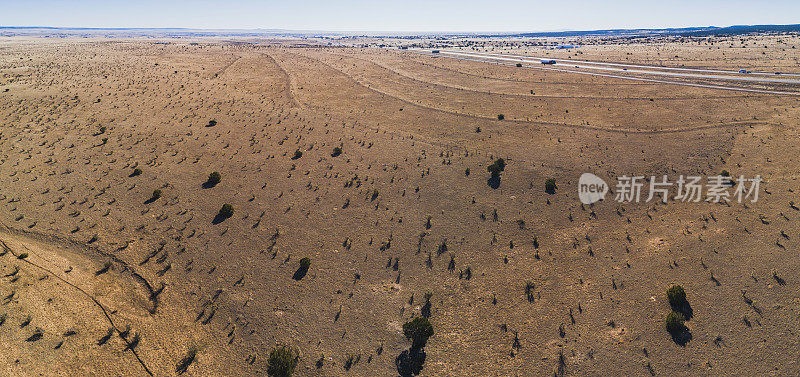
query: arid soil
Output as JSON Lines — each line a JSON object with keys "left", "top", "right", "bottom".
{"left": 1, "top": 35, "right": 800, "bottom": 376}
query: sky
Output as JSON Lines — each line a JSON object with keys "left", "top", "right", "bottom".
{"left": 1, "top": 0, "right": 799, "bottom": 33}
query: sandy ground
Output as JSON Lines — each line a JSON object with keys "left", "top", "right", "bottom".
{"left": 1, "top": 35, "right": 800, "bottom": 376}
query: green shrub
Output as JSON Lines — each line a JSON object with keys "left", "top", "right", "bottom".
{"left": 497, "top": 114, "right": 505, "bottom": 120}
{"left": 331, "top": 147, "right": 342, "bottom": 157}
{"left": 545, "top": 178, "right": 557, "bottom": 194}
{"left": 99, "top": 126, "right": 107, "bottom": 134}
{"left": 293, "top": 150, "right": 303, "bottom": 159}
{"left": 487, "top": 158, "right": 506, "bottom": 178}
{"left": 207, "top": 171, "right": 221, "bottom": 186}
{"left": 299, "top": 257, "right": 311, "bottom": 270}
{"left": 267, "top": 345, "right": 299, "bottom": 377}
{"left": 131, "top": 168, "right": 142, "bottom": 177}
{"left": 206, "top": 120, "right": 217, "bottom": 127}
{"left": 151, "top": 189, "right": 162, "bottom": 200}
{"left": 667, "top": 285, "right": 687, "bottom": 307}
{"left": 218, "top": 204, "right": 234, "bottom": 219}
{"left": 403, "top": 317, "right": 434, "bottom": 349}
{"left": 665, "top": 311, "right": 685, "bottom": 334}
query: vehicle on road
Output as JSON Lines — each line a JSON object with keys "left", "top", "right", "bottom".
{"left": 541, "top": 59, "right": 556, "bottom": 65}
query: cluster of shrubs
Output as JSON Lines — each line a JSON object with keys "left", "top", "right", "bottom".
{"left": 664, "top": 285, "right": 692, "bottom": 342}
{"left": 403, "top": 317, "right": 434, "bottom": 349}
{"left": 487, "top": 158, "right": 506, "bottom": 178}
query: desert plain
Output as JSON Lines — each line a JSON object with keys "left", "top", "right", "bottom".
{"left": 1, "top": 32, "right": 800, "bottom": 376}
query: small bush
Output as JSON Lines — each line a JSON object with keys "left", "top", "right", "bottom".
{"left": 299, "top": 257, "right": 311, "bottom": 270}
{"left": 292, "top": 150, "right": 303, "bottom": 159}
{"left": 497, "top": 114, "right": 505, "bottom": 120}
{"left": 403, "top": 317, "right": 434, "bottom": 349}
{"left": 487, "top": 158, "right": 506, "bottom": 178}
{"left": 545, "top": 178, "right": 557, "bottom": 194}
{"left": 267, "top": 345, "right": 299, "bottom": 377}
{"left": 206, "top": 120, "right": 217, "bottom": 127}
{"left": 151, "top": 189, "right": 162, "bottom": 200}
{"left": 293, "top": 257, "right": 312, "bottom": 280}
{"left": 99, "top": 126, "right": 107, "bottom": 134}
{"left": 131, "top": 168, "right": 142, "bottom": 177}
{"left": 207, "top": 171, "right": 221, "bottom": 186}
{"left": 17, "top": 252, "right": 28, "bottom": 259}
{"left": 331, "top": 147, "right": 342, "bottom": 157}
{"left": 665, "top": 311, "right": 685, "bottom": 334}
{"left": 218, "top": 204, "right": 234, "bottom": 219}
{"left": 525, "top": 281, "right": 535, "bottom": 302}
{"left": 667, "top": 285, "right": 687, "bottom": 307}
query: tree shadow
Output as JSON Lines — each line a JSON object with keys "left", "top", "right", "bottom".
{"left": 202, "top": 181, "right": 218, "bottom": 189}
{"left": 395, "top": 347, "right": 426, "bottom": 377}
{"left": 144, "top": 197, "right": 157, "bottom": 204}
{"left": 175, "top": 348, "right": 197, "bottom": 375}
{"left": 26, "top": 331, "right": 44, "bottom": 342}
{"left": 212, "top": 213, "right": 229, "bottom": 224}
{"left": 292, "top": 266, "right": 309, "bottom": 280}
{"left": 487, "top": 175, "right": 501, "bottom": 189}
{"left": 421, "top": 300, "right": 431, "bottom": 318}
{"left": 670, "top": 326, "right": 693, "bottom": 346}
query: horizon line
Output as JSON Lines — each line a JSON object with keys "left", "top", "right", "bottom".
{"left": 3, "top": 23, "right": 799, "bottom": 36}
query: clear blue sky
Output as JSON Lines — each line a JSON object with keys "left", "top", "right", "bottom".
{"left": 1, "top": 0, "right": 799, "bottom": 32}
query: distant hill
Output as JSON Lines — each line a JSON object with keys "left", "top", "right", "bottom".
{"left": 682, "top": 24, "right": 800, "bottom": 36}
{"left": 500, "top": 24, "right": 800, "bottom": 38}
